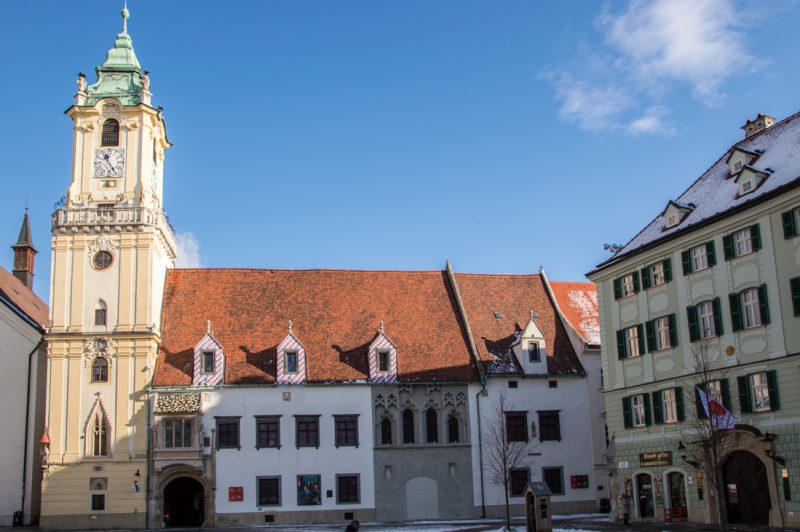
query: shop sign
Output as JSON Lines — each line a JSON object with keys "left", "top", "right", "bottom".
{"left": 618, "top": 461, "right": 629, "bottom": 469}
{"left": 640, "top": 451, "right": 672, "bottom": 467}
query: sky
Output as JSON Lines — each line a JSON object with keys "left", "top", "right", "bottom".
{"left": 2, "top": 0, "right": 799, "bottom": 300}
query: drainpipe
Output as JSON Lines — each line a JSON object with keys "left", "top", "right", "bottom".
{"left": 476, "top": 377, "right": 487, "bottom": 518}
{"left": 145, "top": 394, "right": 152, "bottom": 528}
{"left": 20, "top": 337, "right": 45, "bottom": 524}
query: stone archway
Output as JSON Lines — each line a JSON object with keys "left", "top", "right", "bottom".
{"left": 153, "top": 465, "right": 213, "bottom": 528}
{"left": 723, "top": 450, "right": 770, "bottom": 526}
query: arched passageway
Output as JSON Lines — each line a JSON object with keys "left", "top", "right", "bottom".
{"left": 723, "top": 451, "right": 770, "bottom": 526}
{"left": 163, "top": 476, "right": 204, "bottom": 527}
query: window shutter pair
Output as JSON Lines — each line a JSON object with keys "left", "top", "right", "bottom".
{"left": 737, "top": 371, "right": 780, "bottom": 413}
{"left": 657, "top": 388, "right": 684, "bottom": 423}
{"left": 643, "top": 393, "right": 653, "bottom": 426}
{"left": 636, "top": 324, "right": 645, "bottom": 354}
{"left": 751, "top": 224, "right": 762, "bottom": 251}
{"left": 641, "top": 266, "right": 651, "bottom": 290}
{"left": 712, "top": 298, "right": 724, "bottom": 337}
{"left": 632, "top": 271, "right": 640, "bottom": 293}
{"left": 651, "top": 390, "right": 663, "bottom": 424}
{"left": 645, "top": 321, "right": 656, "bottom": 352}
{"left": 723, "top": 234, "right": 735, "bottom": 260}
{"left": 729, "top": 293, "right": 743, "bottom": 331}
{"left": 681, "top": 250, "right": 692, "bottom": 275}
{"left": 640, "top": 259, "right": 673, "bottom": 289}
{"left": 767, "top": 370, "right": 780, "bottom": 410}
{"left": 668, "top": 314, "right": 678, "bottom": 347}
{"left": 790, "top": 277, "right": 800, "bottom": 316}
{"left": 737, "top": 376, "right": 753, "bottom": 414}
{"left": 758, "top": 284, "right": 770, "bottom": 325}
{"left": 622, "top": 397, "right": 632, "bottom": 428}
{"left": 663, "top": 258, "right": 673, "bottom": 282}
{"left": 613, "top": 278, "right": 622, "bottom": 300}
{"left": 783, "top": 208, "right": 798, "bottom": 239}
{"left": 681, "top": 242, "right": 715, "bottom": 275}
{"left": 724, "top": 224, "right": 762, "bottom": 259}
{"left": 706, "top": 241, "right": 717, "bottom": 266}
{"left": 616, "top": 330, "right": 627, "bottom": 360}
{"left": 687, "top": 305, "right": 699, "bottom": 342}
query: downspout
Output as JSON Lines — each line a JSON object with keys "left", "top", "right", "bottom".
{"left": 145, "top": 394, "right": 152, "bottom": 528}
{"left": 444, "top": 260, "right": 487, "bottom": 517}
{"left": 20, "top": 336, "right": 45, "bottom": 524}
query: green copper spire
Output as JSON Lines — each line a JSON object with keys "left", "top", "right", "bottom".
{"left": 83, "top": 2, "right": 147, "bottom": 106}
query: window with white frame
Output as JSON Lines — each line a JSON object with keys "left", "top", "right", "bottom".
{"left": 751, "top": 372, "right": 771, "bottom": 412}
{"left": 164, "top": 419, "right": 192, "bottom": 448}
{"left": 661, "top": 388, "right": 678, "bottom": 423}
{"left": 202, "top": 351, "right": 214, "bottom": 373}
{"left": 734, "top": 228, "right": 753, "bottom": 257}
{"left": 742, "top": 288, "right": 762, "bottom": 328}
{"left": 626, "top": 327, "right": 641, "bottom": 358}
{"left": 621, "top": 274, "right": 636, "bottom": 298}
{"left": 698, "top": 301, "right": 716, "bottom": 338}
{"left": 377, "top": 351, "right": 389, "bottom": 372}
{"left": 285, "top": 351, "right": 298, "bottom": 373}
{"left": 528, "top": 342, "right": 540, "bottom": 363}
{"left": 650, "top": 262, "right": 666, "bottom": 287}
{"left": 667, "top": 214, "right": 678, "bottom": 227}
{"left": 691, "top": 245, "right": 709, "bottom": 271}
{"left": 655, "top": 316, "right": 671, "bottom": 350}
{"left": 632, "top": 394, "right": 646, "bottom": 427}
{"left": 707, "top": 380, "right": 723, "bottom": 404}
{"left": 741, "top": 180, "right": 753, "bottom": 194}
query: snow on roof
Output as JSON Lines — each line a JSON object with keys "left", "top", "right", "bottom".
{"left": 549, "top": 281, "right": 600, "bottom": 346}
{"left": 602, "top": 111, "right": 800, "bottom": 266}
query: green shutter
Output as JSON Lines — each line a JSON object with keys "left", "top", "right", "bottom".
{"left": 617, "top": 330, "right": 627, "bottom": 360}
{"left": 767, "top": 370, "right": 780, "bottom": 411}
{"left": 791, "top": 277, "right": 800, "bottom": 316}
{"left": 637, "top": 324, "right": 645, "bottom": 355}
{"left": 668, "top": 313, "right": 678, "bottom": 348}
{"left": 632, "top": 271, "right": 640, "bottom": 293}
{"left": 643, "top": 393, "right": 653, "bottom": 426}
{"left": 695, "top": 386, "right": 707, "bottom": 419}
{"left": 712, "top": 297, "right": 724, "bottom": 336}
{"left": 663, "top": 258, "right": 673, "bottom": 282}
{"left": 729, "top": 293, "right": 743, "bottom": 331}
{"left": 681, "top": 250, "right": 692, "bottom": 275}
{"left": 758, "top": 284, "right": 770, "bottom": 325}
{"left": 613, "top": 278, "right": 622, "bottom": 300}
{"left": 675, "top": 388, "right": 685, "bottom": 422}
{"left": 723, "top": 234, "right": 734, "bottom": 260}
{"left": 738, "top": 376, "right": 753, "bottom": 414}
{"left": 706, "top": 241, "right": 717, "bottom": 266}
{"left": 687, "top": 305, "right": 700, "bottom": 342}
{"left": 783, "top": 209, "right": 798, "bottom": 239}
{"left": 622, "top": 397, "right": 632, "bottom": 429}
{"left": 645, "top": 320, "right": 656, "bottom": 352}
{"left": 750, "top": 224, "right": 761, "bottom": 251}
{"left": 641, "top": 267, "right": 651, "bottom": 290}
{"left": 651, "top": 391, "right": 663, "bottom": 424}
{"left": 720, "top": 379, "right": 732, "bottom": 410}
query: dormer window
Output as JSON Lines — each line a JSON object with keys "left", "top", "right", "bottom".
{"left": 528, "top": 342, "right": 540, "bottom": 363}
{"left": 734, "top": 161, "right": 742, "bottom": 172}
{"left": 101, "top": 119, "right": 119, "bottom": 147}
{"left": 742, "top": 180, "right": 753, "bottom": 193}
{"left": 662, "top": 200, "right": 694, "bottom": 229}
{"left": 202, "top": 351, "right": 214, "bottom": 374}
{"left": 368, "top": 330, "right": 398, "bottom": 383}
{"left": 192, "top": 328, "right": 224, "bottom": 386}
{"left": 285, "top": 351, "right": 298, "bottom": 374}
{"left": 734, "top": 167, "right": 768, "bottom": 197}
{"left": 378, "top": 351, "right": 390, "bottom": 372}
{"left": 667, "top": 214, "right": 677, "bottom": 227}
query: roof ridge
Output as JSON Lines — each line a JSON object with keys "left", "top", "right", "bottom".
{"left": 171, "top": 267, "right": 446, "bottom": 274}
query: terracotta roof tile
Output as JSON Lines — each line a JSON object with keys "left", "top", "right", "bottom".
{"left": 0, "top": 267, "right": 48, "bottom": 328}
{"left": 454, "top": 273, "right": 584, "bottom": 375}
{"left": 154, "top": 269, "right": 479, "bottom": 386}
{"left": 549, "top": 281, "right": 600, "bottom": 346}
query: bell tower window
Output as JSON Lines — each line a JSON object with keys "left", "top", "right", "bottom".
{"left": 91, "top": 358, "right": 109, "bottom": 383}
{"left": 101, "top": 119, "right": 119, "bottom": 147}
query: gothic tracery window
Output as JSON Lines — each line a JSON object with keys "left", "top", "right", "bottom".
{"left": 91, "top": 412, "right": 109, "bottom": 456}
{"left": 402, "top": 409, "right": 415, "bottom": 444}
{"left": 380, "top": 417, "right": 392, "bottom": 445}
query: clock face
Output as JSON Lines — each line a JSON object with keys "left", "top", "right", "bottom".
{"left": 94, "top": 149, "right": 125, "bottom": 177}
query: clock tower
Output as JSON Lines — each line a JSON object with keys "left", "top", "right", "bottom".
{"left": 41, "top": 4, "right": 175, "bottom": 528}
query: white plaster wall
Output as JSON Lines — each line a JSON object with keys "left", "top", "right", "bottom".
{"left": 0, "top": 303, "right": 42, "bottom": 525}
{"left": 469, "top": 377, "right": 597, "bottom": 511}
{"left": 205, "top": 385, "right": 375, "bottom": 514}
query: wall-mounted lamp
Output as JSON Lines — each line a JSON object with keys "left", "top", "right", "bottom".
{"left": 765, "top": 449, "right": 786, "bottom": 467}
{"left": 681, "top": 454, "right": 700, "bottom": 469}
{"left": 133, "top": 469, "right": 141, "bottom": 492}
{"left": 677, "top": 441, "right": 686, "bottom": 450}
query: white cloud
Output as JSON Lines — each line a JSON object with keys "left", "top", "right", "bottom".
{"left": 543, "top": 71, "right": 632, "bottom": 133}
{"left": 175, "top": 231, "right": 202, "bottom": 268}
{"left": 598, "top": 0, "right": 754, "bottom": 106}
{"left": 627, "top": 106, "right": 675, "bottom": 136}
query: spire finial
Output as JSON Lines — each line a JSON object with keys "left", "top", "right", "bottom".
{"left": 378, "top": 320, "right": 385, "bottom": 334}
{"left": 206, "top": 320, "right": 212, "bottom": 336}
{"left": 122, "top": 1, "right": 129, "bottom": 34}
{"left": 288, "top": 320, "right": 293, "bottom": 334}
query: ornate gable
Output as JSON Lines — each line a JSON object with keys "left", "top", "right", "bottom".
{"left": 368, "top": 323, "right": 398, "bottom": 384}
{"left": 276, "top": 323, "right": 307, "bottom": 385}
{"left": 192, "top": 322, "right": 224, "bottom": 386}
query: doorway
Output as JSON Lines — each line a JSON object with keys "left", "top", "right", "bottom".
{"left": 635, "top": 473, "right": 654, "bottom": 518}
{"left": 723, "top": 451, "right": 770, "bottom": 525}
{"left": 667, "top": 472, "right": 687, "bottom": 519}
{"left": 163, "top": 476, "right": 204, "bottom": 527}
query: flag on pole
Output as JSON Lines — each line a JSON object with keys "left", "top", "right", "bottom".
{"left": 697, "top": 386, "right": 736, "bottom": 430}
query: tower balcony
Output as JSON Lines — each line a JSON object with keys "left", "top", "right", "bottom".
{"left": 52, "top": 206, "right": 176, "bottom": 253}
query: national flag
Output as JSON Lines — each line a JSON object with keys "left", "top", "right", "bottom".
{"left": 697, "top": 386, "right": 735, "bottom": 430}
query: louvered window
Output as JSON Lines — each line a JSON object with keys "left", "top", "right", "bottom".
{"left": 101, "top": 119, "right": 119, "bottom": 147}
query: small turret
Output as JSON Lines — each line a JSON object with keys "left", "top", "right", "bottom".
{"left": 741, "top": 114, "right": 776, "bottom": 139}
{"left": 11, "top": 209, "right": 36, "bottom": 289}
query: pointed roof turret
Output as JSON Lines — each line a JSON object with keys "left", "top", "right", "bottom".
{"left": 83, "top": 2, "right": 147, "bottom": 106}
{"left": 13, "top": 209, "right": 35, "bottom": 253}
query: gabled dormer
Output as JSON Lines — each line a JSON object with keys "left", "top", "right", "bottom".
{"left": 368, "top": 321, "right": 398, "bottom": 383}
{"left": 725, "top": 147, "right": 762, "bottom": 176}
{"left": 514, "top": 311, "right": 548, "bottom": 375}
{"left": 661, "top": 200, "right": 695, "bottom": 230}
{"left": 277, "top": 321, "right": 307, "bottom": 385}
{"left": 734, "top": 166, "right": 770, "bottom": 197}
{"left": 192, "top": 321, "right": 224, "bottom": 386}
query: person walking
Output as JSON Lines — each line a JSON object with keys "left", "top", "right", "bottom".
{"left": 345, "top": 519, "right": 360, "bottom": 532}
{"left": 639, "top": 490, "right": 649, "bottom": 522}
{"left": 620, "top": 493, "right": 631, "bottom": 526}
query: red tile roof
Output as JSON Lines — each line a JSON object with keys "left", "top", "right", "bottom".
{"left": 455, "top": 273, "right": 584, "bottom": 375}
{"left": 154, "top": 269, "right": 479, "bottom": 386}
{"left": 0, "top": 267, "right": 48, "bottom": 328}
{"left": 549, "top": 281, "right": 600, "bottom": 346}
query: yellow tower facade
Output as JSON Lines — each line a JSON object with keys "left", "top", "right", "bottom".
{"left": 41, "top": 5, "right": 174, "bottom": 528}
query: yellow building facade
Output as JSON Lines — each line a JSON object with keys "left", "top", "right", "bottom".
{"left": 40, "top": 5, "right": 175, "bottom": 528}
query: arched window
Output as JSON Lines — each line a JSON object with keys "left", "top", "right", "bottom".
{"left": 91, "top": 412, "right": 108, "bottom": 456}
{"left": 426, "top": 408, "right": 438, "bottom": 443}
{"left": 101, "top": 119, "right": 119, "bottom": 146}
{"left": 381, "top": 417, "right": 392, "bottom": 445}
{"left": 447, "top": 414, "right": 460, "bottom": 443}
{"left": 402, "top": 409, "right": 415, "bottom": 444}
{"left": 94, "top": 300, "right": 107, "bottom": 326}
{"left": 91, "top": 358, "right": 108, "bottom": 382}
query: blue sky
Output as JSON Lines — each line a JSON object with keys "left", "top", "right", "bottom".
{"left": 1, "top": 0, "right": 799, "bottom": 299}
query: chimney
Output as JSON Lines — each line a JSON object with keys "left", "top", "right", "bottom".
{"left": 741, "top": 114, "right": 776, "bottom": 139}
{"left": 11, "top": 209, "right": 37, "bottom": 289}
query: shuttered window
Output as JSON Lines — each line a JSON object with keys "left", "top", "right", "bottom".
{"left": 723, "top": 224, "right": 761, "bottom": 259}
{"left": 730, "top": 285, "right": 769, "bottom": 331}
{"left": 782, "top": 207, "right": 799, "bottom": 239}
{"left": 652, "top": 387, "right": 684, "bottom": 424}
{"left": 617, "top": 324, "right": 645, "bottom": 359}
{"left": 614, "top": 272, "right": 640, "bottom": 299}
{"left": 645, "top": 314, "right": 677, "bottom": 352}
{"left": 738, "top": 370, "right": 779, "bottom": 413}
{"left": 641, "top": 259, "right": 672, "bottom": 289}
{"left": 688, "top": 298, "right": 722, "bottom": 341}
{"left": 790, "top": 277, "right": 800, "bottom": 316}
{"left": 623, "top": 394, "right": 652, "bottom": 428}
{"left": 682, "top": 241, "right": 715, "bottom": 274}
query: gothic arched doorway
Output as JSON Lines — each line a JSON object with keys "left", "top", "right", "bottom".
{"left": 723, "top": 451, "right": 770, "bottom": 525}
{"left": 163, "top": 476, "right": 204, "bottom": 527}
